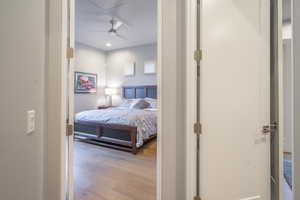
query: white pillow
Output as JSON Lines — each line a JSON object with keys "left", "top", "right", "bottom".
{"left": 119, "top": 99, "right": 150, "bottom": 109}
{"left": 130, "top": 99, "right": 150, "bottom": 109}
{"left": 144, "top": 98, "right": 157, "bottom": 109}
{"left": 119, "top": 99, "right": 136, "bottom": 108}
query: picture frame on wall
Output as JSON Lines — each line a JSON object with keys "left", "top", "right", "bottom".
{"left": 144, "top": 60, "right": 156, "bottom": 74}
{"left": 74, "top": 72, "right": 97, "bottom": 94}
{"left": 124, "top": 62, "right": 135, "bottom": 76}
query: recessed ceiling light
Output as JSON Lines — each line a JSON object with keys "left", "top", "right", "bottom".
{"left": 106, "top": 43, "right": 112, "bottom": 47}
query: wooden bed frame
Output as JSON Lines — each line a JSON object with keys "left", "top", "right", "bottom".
{"left": 74, "top": 85, "right": 157, "bottom": 154}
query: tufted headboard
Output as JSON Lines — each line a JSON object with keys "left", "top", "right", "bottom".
{"left": 123, "top": 85, "right": 157, "bottom": 99}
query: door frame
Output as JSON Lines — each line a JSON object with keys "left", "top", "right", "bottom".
{"left": 45, "top": 0, "right": 188, "bottom": 200}
{"left": 185, "top": 0, "right": 197, "bottom": 199}
{"left": 271, "top": 0, "right": 285, "bottom": 200}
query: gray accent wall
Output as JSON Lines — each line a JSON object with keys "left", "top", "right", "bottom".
{"left": 74, "top": 43, "right": 107, "bottom": 113}
{"left": 0, "top": 1, "right": 45, "bottom": 200}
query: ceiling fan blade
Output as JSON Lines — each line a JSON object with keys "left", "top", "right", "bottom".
{"left": 88, "top": 30, "right": 107, "bottom": 32}
{"left": 113, "top": 15, "right": 130, "bottom": 28}
{"left": 86, "top": 0, "right": 106, "bottom": 11}
{"left": 115, "top": 33, "right": 128, "bottom": 41}
{"left": 114, "top": 21, "right": 124, "bottom": 30}
{"left": 87, "top": 0, "right": 126, "bottom": 16}
{"left": 103, "top": 3, "right": 126, "bottom": 14}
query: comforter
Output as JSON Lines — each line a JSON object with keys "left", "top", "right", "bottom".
{"left": 75, "top": 107, "right": 157, "bottom": 147}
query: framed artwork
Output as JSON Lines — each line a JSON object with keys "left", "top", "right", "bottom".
{"left": 144, "top": 61, "right": 156, "bottom": 74}
{"left": 124, "top": 62, "right": 135, "bottom": 76}
{"left": 75, "top": 72, "right": 97, "bottom": 94}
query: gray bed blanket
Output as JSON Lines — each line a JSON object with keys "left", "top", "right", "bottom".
{"left": 284, "top": 159, "right": 292, "bottom": 189}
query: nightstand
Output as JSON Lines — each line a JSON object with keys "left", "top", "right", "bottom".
{"left": 97, "top": 106, "right": 111, "bottom": 109}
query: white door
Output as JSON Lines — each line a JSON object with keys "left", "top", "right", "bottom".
{"left": 200, "top": 0, "right": 270, "bottom": 199}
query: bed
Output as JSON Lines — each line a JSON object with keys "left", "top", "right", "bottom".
{"left": 74, "top": 85, "right": 157, "bottom": 154}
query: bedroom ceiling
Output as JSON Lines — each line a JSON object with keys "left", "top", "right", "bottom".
{"left": 75, "top": 0, "right": 157, "bottom": 51}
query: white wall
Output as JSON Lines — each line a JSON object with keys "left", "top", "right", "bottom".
{"left": 74, "top": 43, "right": 107, "bottom": 113}
{"left": 106, "top": 44, "right": 157, "bottom": 87}
{"left": 0, "top": 1, "right": 45, "bottom": 200}
{"left": 105, "top": 43, "right": 157, "bottom": 105}
{"left": 283, "top": 39, "right": 293, "bottom": 153}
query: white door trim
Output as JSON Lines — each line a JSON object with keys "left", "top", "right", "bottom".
{"left": 156, "top": 0, "right": 162, "bottom": 198}
{"left": 185, "top": 0, "right": 197, "bottom": 199}
{"left": 45, "top": 0, "right": 187, "bottom": 200}
{"left": 276, "top": 1, "right": 284, "bottom": 200}
{"left": 45, "top": 0, "right": 68, "bottom": 199}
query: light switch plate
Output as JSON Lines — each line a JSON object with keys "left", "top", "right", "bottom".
{"left": 27, "top": 110, "right": 36, "bottom": 134}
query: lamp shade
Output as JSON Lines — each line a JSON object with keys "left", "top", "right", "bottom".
{"left": 105, "top": 87, "right": 117, "bottom": 96}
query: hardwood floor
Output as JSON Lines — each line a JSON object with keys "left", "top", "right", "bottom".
{"left": 74, "top": 140, "right": 156, "bottom": 200}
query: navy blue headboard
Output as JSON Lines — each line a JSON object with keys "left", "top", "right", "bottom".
{"left": 123, "top": 85, "right": 157, "bottom": 99}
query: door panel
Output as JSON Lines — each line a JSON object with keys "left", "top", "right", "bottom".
{"left": 200, "top": 0, "right": 270, "bottom": 199}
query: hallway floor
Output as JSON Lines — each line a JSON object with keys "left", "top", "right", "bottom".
{"left": 74, "top": 140, "right": 156, "bottom": 200}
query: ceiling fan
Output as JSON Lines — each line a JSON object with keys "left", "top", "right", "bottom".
{"left": 85, "top": 0, "right": 129, "bottom": 40}
{"left": 107, "top": 18, "right": 127, "bottom": 39}
{"left": 89, "top": 18, "right": 128, "bottom": 40}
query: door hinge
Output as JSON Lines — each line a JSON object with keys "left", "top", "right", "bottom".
{"left": 262, "top": 122, "right": 277, "bottom": 135}
{"left": 67, "top": 47, "right": 74, "bottom": 59}
{"left": 271, "top": 175, "right": 277, "bottom": 184}
{"left": 66, "top": 124, "right": 73, "bottom": 136}
{"left": 194, "top": 49, "right": 202, "bottom": 63}
{"left": 194, "top": 196, "right": 202, "bottom": 200}
{"left": 194, "top": 122, "right": 202, "bottom": 135}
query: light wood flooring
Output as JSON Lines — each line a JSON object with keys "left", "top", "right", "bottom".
{"left": 74, "top": 140, "right": 156, "bottom": 200}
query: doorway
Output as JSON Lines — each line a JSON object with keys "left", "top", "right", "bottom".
{"left": 281, "top": 0, "right": 293, "bottom": 199}
{"left": 71, "top": 0, "right": 158, "bottom": 200}
{"left": 46, "top": 0, "right": 188, "bottom": 200}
